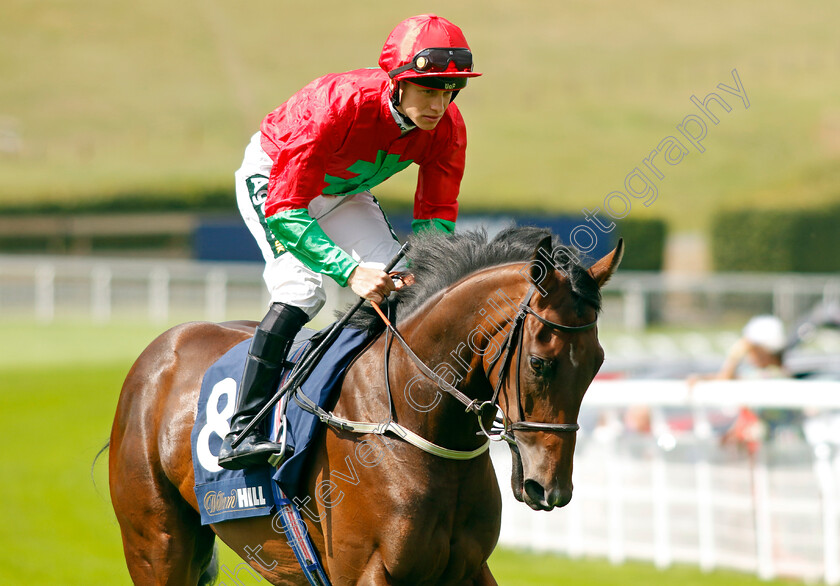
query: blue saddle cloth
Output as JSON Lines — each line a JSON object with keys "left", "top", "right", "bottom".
{"left": 190, "top": 326, "right": 370, "bottom": 525}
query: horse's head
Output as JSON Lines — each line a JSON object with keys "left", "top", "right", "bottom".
{"left": 498, "top": 237, "right": 623, "bottom": 511}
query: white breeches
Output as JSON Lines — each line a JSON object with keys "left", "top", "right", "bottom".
{"left": 235, "top": 132, "right": 405, "bottom": 320}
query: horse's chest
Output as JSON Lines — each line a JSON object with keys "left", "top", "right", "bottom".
{"left": 317, "top": 433, "right": 502, "bottom": 582}
{"left": 380, "top": 473, "right": 502, "bottom": 582}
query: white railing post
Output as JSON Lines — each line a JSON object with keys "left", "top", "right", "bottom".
{"left": 605, "top": 409, "right": 625, "bottom": 565}
{"left": 149, "top": 267, "right": 170, "bottom": 324}
{"left": 772, "top": 280, "right": 797, "bottom": 323}
{"left": 91, "top": 265, "right": 112, "bottom": 323}
{"left": 693, "top": 405, "right": 716, "bottom": 572}
{"left": 832, "top": 449, "right": 840, "bottom": 586}
{"left": 35, "top": 264, "right": 55, "bottom": 323}
{"left": 205, "top": 269, "right": 227, "bottom": 322}
{"left": 752, "top": 447, "right": 775, "bottom": 581}
{"left": 814, "top": 442, "right": 840, "bottom": 585}
{"left": 650, "top": 407, "right": 672, "bottom": 569}
{"left": 623, "top": 281, "right": 646, "bottom": 332}
{"left": 566, "top": 484, "right": 584, "bottom": 559}
{"left": 824, "top": 280, "right": 840, "bottom": 308}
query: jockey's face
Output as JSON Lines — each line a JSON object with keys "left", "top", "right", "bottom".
{"left": 397, "top": 82, "right": 454, "bottom": 130}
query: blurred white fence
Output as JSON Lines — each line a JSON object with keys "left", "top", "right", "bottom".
{"left": 1, "top": 255, "right": 838, "bottom": 331}
{"left": 606, "top": 272, "right": 840, "bottom": 331}
{"left": 0, "top": 254, "right": 350, "bottom": 324}
{"left": 3, "top": 255, "right": 839, "bottom": 580}
{"left": 494, "top": 379, "right": 840, "bottom": 584}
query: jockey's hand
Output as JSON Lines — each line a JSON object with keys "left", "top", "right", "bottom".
{"left": 348, "top": 265, "right": 396, "bottom": 304}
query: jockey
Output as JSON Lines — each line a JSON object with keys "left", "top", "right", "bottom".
{"left": 218, "top": 14, "right": 481, "bottom": 469}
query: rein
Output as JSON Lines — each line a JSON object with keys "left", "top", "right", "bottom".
{"left": 290, "top": 300, "right": 490, "bottom": 461}
{"left": 292, "top": 282, "right": 596, "bottom": 460}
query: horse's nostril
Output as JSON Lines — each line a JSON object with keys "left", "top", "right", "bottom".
{"left": 523, "top": 479, "right": 546, "bottom": 504}
{"left": 523, "top": 480, "right": 572, "bottom": 510}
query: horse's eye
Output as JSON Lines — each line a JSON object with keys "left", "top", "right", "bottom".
{"left": 529, "top": 356, "right": 546, "bottom": 373}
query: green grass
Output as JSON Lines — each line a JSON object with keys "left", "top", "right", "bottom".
{"left": 0, "top": 321, "right": 807, "bottom": 584}
{"left": 488, "top": 550, "right": 798, "bottom": 585}
{"left": 0, "top": 362, "right": 129, "bottom": 584}
{"left": 0, "top": 320, "right": 173, "bottom": 369}
{"left": 2, "top": 1, "right": 839, "bottom": 231}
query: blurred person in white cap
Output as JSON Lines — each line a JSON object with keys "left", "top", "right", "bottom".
{"left": 716, "top": 315, "right": 789, "bottom": 380}
{"left": 689, "top": 315, "right": 793, "bottom": 451}
{"left": 726, "top": 316, "right": 802, "bottom": 451}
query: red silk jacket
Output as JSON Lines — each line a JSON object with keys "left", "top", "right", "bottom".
{"left": 260, "top": 67, "right": 466, "bottom": 224}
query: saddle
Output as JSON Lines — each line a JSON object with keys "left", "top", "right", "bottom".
{"left": 190, "top": 324, "right": 371, "bottom": 525}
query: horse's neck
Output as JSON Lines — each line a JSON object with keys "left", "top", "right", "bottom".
{"left": 384, "top": 271, "right": 529, "bottom": 450}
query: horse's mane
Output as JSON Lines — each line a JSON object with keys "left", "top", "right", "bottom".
{"left": 345, "top": 225, "right": 602, "bottom": 336}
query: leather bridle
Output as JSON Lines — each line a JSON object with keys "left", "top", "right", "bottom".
{"left": 290, "top": 281, "right": 597, "bottom": 459}
{"left": 378, "top": 283, "right": 597, "bottom": 450}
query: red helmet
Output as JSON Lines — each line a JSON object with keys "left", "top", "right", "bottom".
{"left": 379, "top": 14, "right": 481, "bottom": 91}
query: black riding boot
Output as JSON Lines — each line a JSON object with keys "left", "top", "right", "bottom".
{"left": 218, "top": 303, "right": 308, "bottom": 470}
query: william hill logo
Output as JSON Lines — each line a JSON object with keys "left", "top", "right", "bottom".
{"left": 203, "top": 486, "right": 268, "bottom": 515}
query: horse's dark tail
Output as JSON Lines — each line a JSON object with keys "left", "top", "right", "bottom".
{"left": 91, "top": 440, "right": 110, "bottom": 494}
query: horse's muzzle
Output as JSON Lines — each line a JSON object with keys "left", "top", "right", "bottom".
{"left": 523, "top": 479, "right": 572, "bottom": 511}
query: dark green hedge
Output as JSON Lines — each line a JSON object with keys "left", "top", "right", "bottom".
{"left": 615, "top": 218, "right": 667, "bottom": 271}
{"left": 711, "top": 206, "right": 840, "bottom": 272}
{"left": 0, "top": 187, "right": 233, "bottom": 215}
{"left": 0, "top": 187, "right": 417, "bottom": 216}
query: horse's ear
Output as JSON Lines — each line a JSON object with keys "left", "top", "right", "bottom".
{"left": 523, "top": 236, "right": 557, "bottom": 295}
{"left": 588, "top": 238, "right": 624, "bottom": 288}
{"left": 532, "top": 236, "right": 553, "bottom": 270}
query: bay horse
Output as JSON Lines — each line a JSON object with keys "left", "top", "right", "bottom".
{"left": 109, "top": 227, "right": 623, "bottom": 585}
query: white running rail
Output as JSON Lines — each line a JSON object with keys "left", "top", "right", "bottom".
{"left": 493, "top": 379, "right": 840, "bottom": 583}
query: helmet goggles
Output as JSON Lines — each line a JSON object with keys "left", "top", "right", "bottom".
{"left": 388, "top": 47, "right": 474, "bottom": 79}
